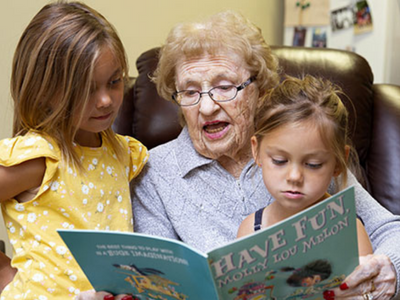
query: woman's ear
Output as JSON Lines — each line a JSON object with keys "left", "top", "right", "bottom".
{"left": 251, "top": 136, "right": 260, "bottom": 166}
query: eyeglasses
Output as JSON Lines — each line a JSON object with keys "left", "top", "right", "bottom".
{"left": 172, "top": 76, "right": 256, "bottom": 107}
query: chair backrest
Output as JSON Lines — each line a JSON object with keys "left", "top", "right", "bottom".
{"left": 113, "top": 46, "right": 400, "bottom": 215}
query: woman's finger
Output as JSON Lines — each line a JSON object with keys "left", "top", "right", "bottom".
{"left": 114, "top": 295, "right": 134, "bottom": 300}
{"left": 325, "top": 254, "right": 396, "bottom": 300}
{"left": 75, "top": 290, "right": 114, "bottom": 300}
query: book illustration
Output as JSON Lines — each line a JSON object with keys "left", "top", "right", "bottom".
{"left": 223, "top": 260, "right": 345, "bottom": 300}
{"left": 229, "top": 272, "right": 276, "bottom": 300}
{"left": 58, "top": 186, "right": 358, "bottom": 300}
{"left": 113, "top": 263, "right": 188, "bottom": 300}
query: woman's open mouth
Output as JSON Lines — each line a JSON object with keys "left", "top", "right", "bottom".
{"left": 203, "top": 122, "right": 230, "bottom": 139}
{"left": 203, "top": 122, "right": 229, "bottom": 133}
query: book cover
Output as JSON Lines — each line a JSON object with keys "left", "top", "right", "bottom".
{"left": 58, "top": 186, "right": 358, "bottom": 300}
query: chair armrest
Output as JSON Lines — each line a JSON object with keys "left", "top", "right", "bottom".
{"left": 368, "top": 84, "right": 400, "bottom": 215}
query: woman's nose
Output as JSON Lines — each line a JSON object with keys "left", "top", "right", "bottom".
{"left": 198, "top": 92, "right": 219, "bottom": 115}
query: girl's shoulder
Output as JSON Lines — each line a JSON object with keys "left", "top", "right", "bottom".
{"left": 0, "top": 132, "right": 60, "bottom": 166}
{"left": 114, "top": 134, "right": 149, "bottom": 179}
{"left": 115, "top": 134, "right": 148, "bottom": 159}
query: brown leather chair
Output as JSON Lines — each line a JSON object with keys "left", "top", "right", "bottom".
{"left": 113, "top": 46, "right": 400, "bottom": 216}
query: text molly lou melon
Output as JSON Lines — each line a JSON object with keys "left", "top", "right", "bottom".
{"left": 211, "top": 195, "right": 351, "bottom": 286}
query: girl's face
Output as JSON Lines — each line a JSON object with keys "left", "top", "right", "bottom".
{"left": 75, "top": 46, "right": 124, "bottom": 146}
{"left": 252, "top": 119, "right": 341, "bottom": 215}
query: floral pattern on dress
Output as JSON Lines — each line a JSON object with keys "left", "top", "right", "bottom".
{"left": 0, "top": 132, "right": 148, "bottom": 299}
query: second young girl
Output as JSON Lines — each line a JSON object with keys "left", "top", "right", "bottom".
{"left": 0, "top": 2, "right": 148, "bottom": 299}
{"left": 237, "top": 75, "right": 373, "bottom": 258}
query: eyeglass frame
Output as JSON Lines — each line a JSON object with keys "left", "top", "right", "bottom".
{"left": 171, "top": 76, "right": 257, "bottom": 107}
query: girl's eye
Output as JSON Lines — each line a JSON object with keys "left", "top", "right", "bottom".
{"left": 272, "top": 158, "right": 287, "bottom": 165}
{"left": 110, "top": 77, "right": 122, "bottom": 85}
{"left": 306, "top": 162, "right": 322, "bottom": 169}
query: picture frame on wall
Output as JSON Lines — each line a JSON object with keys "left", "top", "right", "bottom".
{"left": 293, "top": 26, "right": 307, "bottom": 46}
{"left": 354, "top": 0, "right": 373, "bottom": 34}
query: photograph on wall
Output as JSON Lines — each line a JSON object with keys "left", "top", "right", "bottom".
{"left": 293, "top": 26, "right": 307, "bottom": 46}
{"left": 354, "top": 0, "right": 373, "bottom": 34}
{"left": 331, "top": 5, "right": 355, "bottom": 32}
{"left": 312, "top": 28, "right": 327, "bottom": 48}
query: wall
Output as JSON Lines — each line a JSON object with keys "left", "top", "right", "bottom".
{"left": 0, "top": 1, "right": 283, "bottom": 256}
{"left": 283, "top": 0, "right": 400, "bottom": 85}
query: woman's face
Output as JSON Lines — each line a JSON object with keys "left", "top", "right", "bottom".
{"left": 175, "top": 53, "right": 259, "bottom": 162}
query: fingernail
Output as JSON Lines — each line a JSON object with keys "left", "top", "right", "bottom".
{"left": 121, "top": 296, "right": 133, "bottom": 300}
{"left": 323, "top": 290, "right": 335, "bottom": 298}
{"left": 104, "top": 296, "right": 114, "bottom": 300}
{"left": 340, "top": 282, "right": 349, "bottom": 290}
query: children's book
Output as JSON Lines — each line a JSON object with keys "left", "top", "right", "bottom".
{"left": 58, "top": 186, "right": 359, "bottom": 300}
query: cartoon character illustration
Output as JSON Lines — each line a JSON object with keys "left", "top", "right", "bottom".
{"left": 232, "top": 281, "right": 276, "bottom": 300}
{"left": 321, "top": 275, "right": 345, "bottom": 289}
{"left": 113, "top": 263, "right": 188, "bottom": 300}
{"left": 285, "top": 260, "right": 332, "bottom": 288}
{"left": 283, "top": 260, "right": 338, "bottom": 299}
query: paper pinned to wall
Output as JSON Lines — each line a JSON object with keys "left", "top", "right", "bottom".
{"left": 284, "top": 0, "right": 330, "bottom": 27}
{"left": 354, "top": 0, "right": 373, "bottom": 34}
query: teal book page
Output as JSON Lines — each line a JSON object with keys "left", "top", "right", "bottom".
{"left": 207, "top": 186, "right": 359, "bottom": 300}
{"left": 58, "top": 230, "right": 218, "bottom": 300}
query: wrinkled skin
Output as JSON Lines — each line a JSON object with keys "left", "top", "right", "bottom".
{"left": 324, "top": 254, "right": 396, "bottom": 299}
{"left": 175, "top": 52, "right": 259, "bottom": 177}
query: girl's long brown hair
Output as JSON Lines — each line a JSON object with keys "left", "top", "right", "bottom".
{"left": 11, "top": 1, "right": 129, "bottom": 169}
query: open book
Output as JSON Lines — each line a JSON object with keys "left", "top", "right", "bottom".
{"left": 58, "top": 186, "right": 358, "bottom": 300}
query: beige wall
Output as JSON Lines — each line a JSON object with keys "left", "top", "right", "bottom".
{"left": 0, "top": 1, "right": 283, "bottom": 256}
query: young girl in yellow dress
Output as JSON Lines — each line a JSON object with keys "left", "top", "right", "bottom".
{"left": 0, "top": 2, "right": 148, "bottom": 299}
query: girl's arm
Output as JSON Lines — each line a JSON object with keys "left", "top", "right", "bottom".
{"left": 236, "top": 213, "right": 256, "bottom": 239}
{"left": 357, "top": 219, "right": 373, "bottom": 256}
{"left": 0, "top": 251, "right": 17, "bottom": 292}
{"left": 0, "top": 158, "right": 45, "bottom": 202}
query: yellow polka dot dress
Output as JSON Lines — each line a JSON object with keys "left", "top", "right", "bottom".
{"left": 0, "top": 132, "right": 148, "bottom": 299}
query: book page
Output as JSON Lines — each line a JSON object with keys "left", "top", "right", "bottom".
{"left": 59, "top": 230, "right": 218, "bottom": 299}
{"left": 207, "top": 187, "right": 359, "bottom": 300}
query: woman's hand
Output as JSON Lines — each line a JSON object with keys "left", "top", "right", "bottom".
{"left": 323, "top": 254, "right": 396, "bottom": 299}
{"left": 75, "top": 290, "right": 134, "bottom": 300}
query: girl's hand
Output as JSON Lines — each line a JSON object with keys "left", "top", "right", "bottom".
{"left": 75, "top": 290, "right": 134, "bottom": 300}
{"left": 323, "top": 254, "right": 396, "bottom": 299}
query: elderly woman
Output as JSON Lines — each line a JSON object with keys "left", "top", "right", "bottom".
{"left": 130, "top": 11, "right": 399, "bottom": 300}
{"left": 32, "top": 10, "right": 400, "bottom": 300}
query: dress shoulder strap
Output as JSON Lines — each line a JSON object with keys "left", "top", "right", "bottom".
{"left": 254, "top": 207, "right": 264, "bottom": 232}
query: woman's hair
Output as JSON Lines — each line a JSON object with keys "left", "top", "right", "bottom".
{"left": 153, "top": 10, "right": 280, "bottom": 114}
{"left": 253, "top": 75, "right": 359, "bottom": 191}
{"left": 11, "top": 1, "right": 128, "bottom": 169}
{"left": 285, "top": 259, "right": 332, "bottom": 287}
